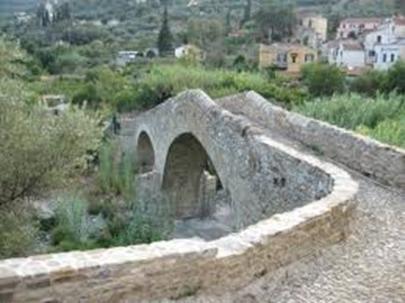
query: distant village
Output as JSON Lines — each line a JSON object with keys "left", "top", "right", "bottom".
{"left": 117, "top": 11, "right": 405, "bottom": 77}
{"left": 258, "top": 13, "right": 405, "bottom": 76}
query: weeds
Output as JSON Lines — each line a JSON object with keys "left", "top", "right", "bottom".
{"left": 294, "top": 93, "right": 405, "bottom": 148}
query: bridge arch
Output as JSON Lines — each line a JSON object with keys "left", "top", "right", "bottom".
{"left": 162, "top": 133, "right": 223, "bottom": 219}
{"left": 136, "top": 131, "right": 155, "bottom": 173}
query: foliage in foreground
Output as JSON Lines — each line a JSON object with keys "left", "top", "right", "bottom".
{"left": 294, "top": 93, "right": 405, "bottom": 148}
{"left": 0, "top": 208, "right": 39, "bottom": 259}
{"left": 0, "top": 82, "right": 103, "bottom": 208}
{"left": 50, "top": 193, "right": 172, "bottom": 252}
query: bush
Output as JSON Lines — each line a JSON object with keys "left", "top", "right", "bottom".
{"left": 0, "top": 87, "right": 103, "bottom": 207}
{"left": 51, "top": 194, "right": 102, "bottom": 251}
{"left": 49, "top": 192, "right": 172, "bottom": 252}
{"left": 386, "top": 60, "right": 405, "bottom": 94}
{"left": 301, "top": 63, "right": 345, "bottom": 96}
{"left": 96, "top": 140, "right": 137, "bottom": 200}
{"left": 350, "top": 70, "right": 387, "bottom": 96}
{"left": 357, "top": 118, "right": 405, "bottom": 148}
{"left": 118, "top": 64, "right": 306, "bottom": 111}
{"left": 0, "top": 208, "right": 38, "bottom": 259}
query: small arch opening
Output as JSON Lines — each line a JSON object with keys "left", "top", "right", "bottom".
{"left": 136, "top": 131, "right": 155, "bottom": 173}
{"left": 162, "top": 133, "right": 224, "bottom": 220}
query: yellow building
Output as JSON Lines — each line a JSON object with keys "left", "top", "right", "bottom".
{"left": 301, "top": 15, "right": 328, "bottom": 42}
{"left": 259, "top": 43, "right": 318, "bottom": 74}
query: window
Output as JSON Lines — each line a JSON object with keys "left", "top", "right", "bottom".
{"left": 305, "top": 54, "right": 314, "bottom": 62}
{"left": 383, "top": 53, "right": 387, "bottom": 62}
{"left": 391, "top": 54, "right": 395, "bottom": 62}
{"left": 368, "top": 50, "right": 376, "bottom": 57}
{"left": 291, "top": 53, "right": 298, "bottom": 63}
{"left": 377, "top": 35, "right": 382, "bottom": 43}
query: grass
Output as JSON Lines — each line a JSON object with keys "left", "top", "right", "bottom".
{"left": 96, "top": 139, "right": 137, "bottom": 200}
{"left": 294, "top": 93, "right": 405, "bottom": 148}
{"left": 49, "top": 192, "right": 173, "bottom": 252}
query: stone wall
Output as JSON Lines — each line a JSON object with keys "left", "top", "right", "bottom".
{"left": 0, "top": 90, "right": 359, "bottom": 303}
{"left": 217, "top": 91, "right": 405, "bottom": 188}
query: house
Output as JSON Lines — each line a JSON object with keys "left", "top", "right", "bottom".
{"left": 300, "top": 15, "right": 328, "bottom": 42}
{"left": 295, "top": 14, "right": 328, "bottom": 50}
{"left": 259, "top": 43, "right": 317, "bottom": 73}
{"left": 334, "top": 41, "right": 366, "bottom": 69}
{"left": 337, "top": 18, "right": 383, "bottom": 39}
{"left": 174, "top": 44, "right": 205, "bottom": 61}
{"left": 364, "top": 19, "right": 397, "bottom": 66}
{"left": 373, "top": 43, "right": 402, "bottom": 70}
{"left": 363, "top": 18, "right": 405, "bottom": 70}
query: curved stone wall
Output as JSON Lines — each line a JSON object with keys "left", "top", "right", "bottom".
{"left": 217, "top": 91, "right": 405, "bottom": 188}
{"left": 0, "top": 90, "right": 358, "bottom": 303}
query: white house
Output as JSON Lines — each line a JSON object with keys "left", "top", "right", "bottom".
{"left": 363, "top": 18, "right": 405, "bottom": 70}
{"left": 373, "top": 43, "right": 401, "bottom": 70}
{"left": 331, "top": 41, "right": 366, "bottom": 69}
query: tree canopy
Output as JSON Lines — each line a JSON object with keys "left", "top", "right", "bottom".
{"left": 254, "top": 0, "right": 297, "bottom": 42}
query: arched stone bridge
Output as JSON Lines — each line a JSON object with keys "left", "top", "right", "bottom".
{"left": 3, "top": 89, "right": 404, "bottom": 302}
{"left": 134, "top": 90, "right": 335, "bottom": 230}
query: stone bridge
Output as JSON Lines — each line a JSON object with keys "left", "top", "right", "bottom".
{"left": 134, "top": 90, "right": 333, "bottom": 231}
{"left": 1, "top": 90, "right": 404, "bottom": 302}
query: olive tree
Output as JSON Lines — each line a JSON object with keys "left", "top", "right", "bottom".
{"left": 0, "top": 81, "right": 103, "bottom": 207}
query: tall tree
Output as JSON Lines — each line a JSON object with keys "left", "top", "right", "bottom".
{"left": 254, "top": 0, "right": 297, "bottom": 42}
{"left": 240, "top": 0, "right": 252, "bottom": 27}
{"left": 37, "top": 3, "right": 51, "bottom": 27}
{"left": 157, "top": 6, "right": 174, "bottom": 57}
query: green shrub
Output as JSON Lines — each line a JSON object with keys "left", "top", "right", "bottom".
{"left": 386, "top": 60, "right": 405, "bottom": 94}
{"left": 96, "top": 140, "right": 137, "bottom": 200}
{"left": 294, "top": 93, "right": 405, "bottom": 147}
{"left": 301, "top": 63, "right": 345, "bottom": 96}
{"left": 118, "top": 64, "right": 306, "bottom": 110}
{"left": 0, "top": 87, "right": 103, "bottom": 208}
{"left": 53, "top": 195, "right": 93, "bottom": 245}
{"left": 350, "top": 70, "right": 387, "bottom": 96}
{"left": 0, "top": 208, "right": 38, "bottom": 259}
{"left": 357, "top": 118, "right": 405, "bottom": 148}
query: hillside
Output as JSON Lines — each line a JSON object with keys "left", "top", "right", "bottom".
{"left": 0, "top": 0, "right": 38, "bottom": 17}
